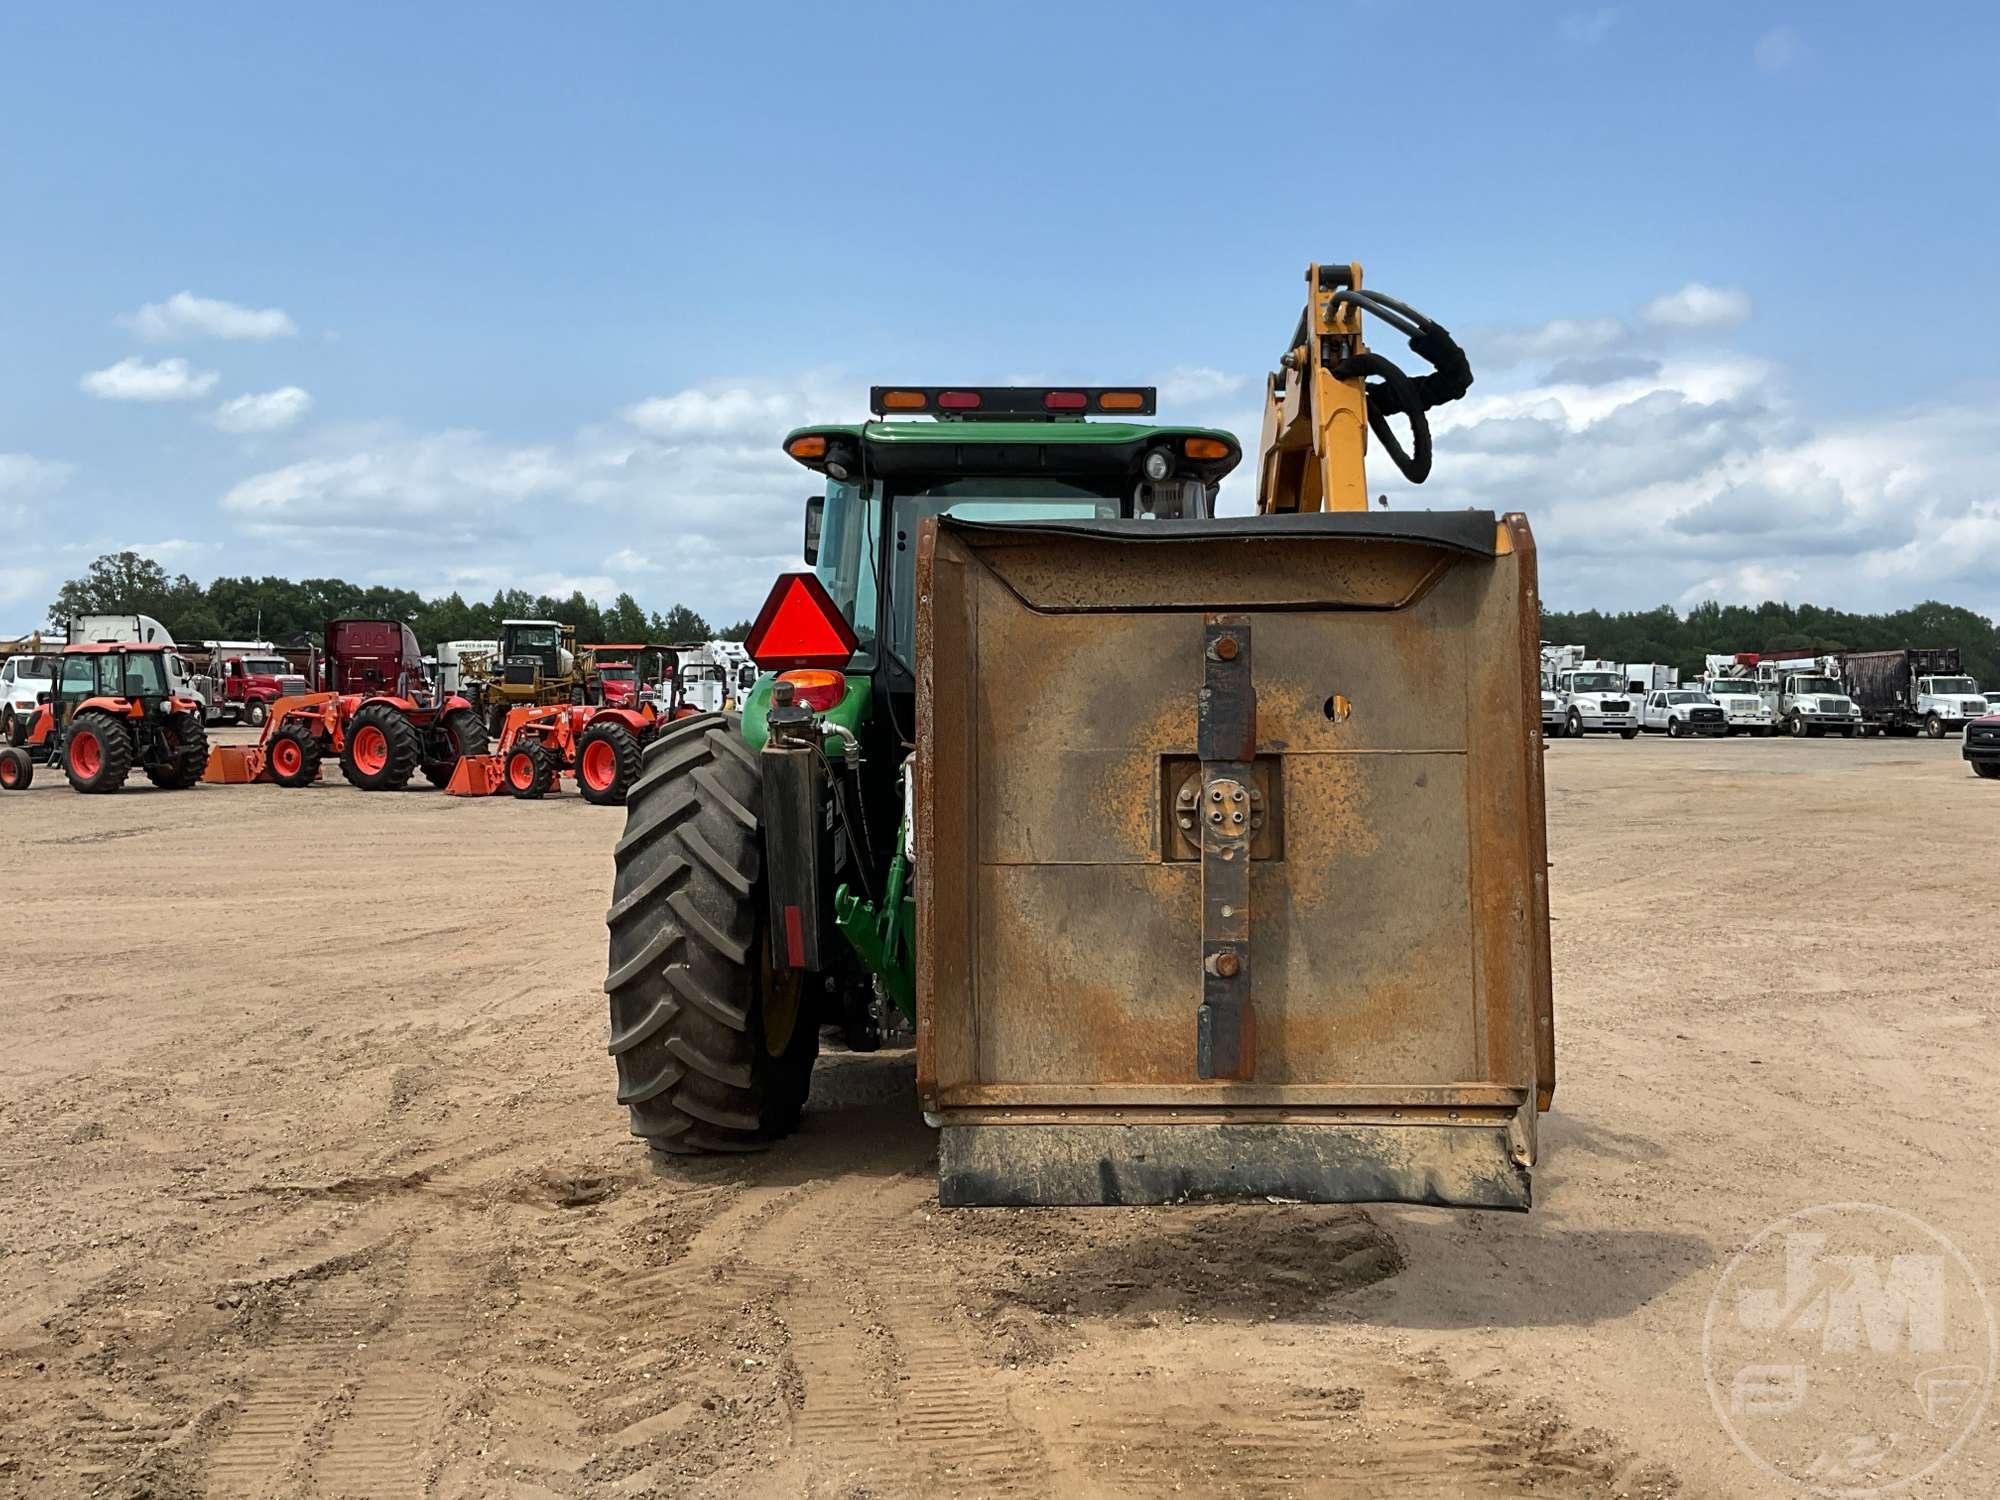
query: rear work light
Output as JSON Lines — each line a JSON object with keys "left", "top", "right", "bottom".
{"left": 775, "top": 669, "right": 847, "bottom": 711}
{"left": 746, "top": 572, "right": 860, "bottom": 672}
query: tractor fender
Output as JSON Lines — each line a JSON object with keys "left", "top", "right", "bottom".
{"left": 590, "top": 706, "right": 655, "bottom": 736}
{"left": 25, "top": 704, "right": 53, "bottom": 747}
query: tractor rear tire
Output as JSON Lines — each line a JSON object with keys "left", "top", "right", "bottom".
{"left": 267, "top": 721, "right": 324, "bottom": 787}
{"left": 4, "top": 709, "right": 24, "bottom": 748}
{"left": 604, "top": 712, "right": 818, "bottom": 1156}
{"left": 341, "top": 703, "right": 421, "bottom": 791}
{"left": 144, "top": 711, "right": 209, "bottom": 789}
{"left": 576, "top": 720, "right": 642, "bottom": 806}
{"left": 506, "top": 740, "right": 555, "bottom": 798}
{"left": 423, "top": 706, "right": 489, "bottom": 788}
{"left": 0, "top": 745, "right": 31, "bottom": 790}
{"left": 66, "top": 709, "right": 134, "bottom": 794}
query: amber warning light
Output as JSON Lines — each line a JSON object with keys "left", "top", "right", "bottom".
{"left": 746, "top": 572, "right": 860, "bottom": 672}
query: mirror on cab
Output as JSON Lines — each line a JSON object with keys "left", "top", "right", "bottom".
{"left": 803, "top": 494, "right": 824, "bottom": 565}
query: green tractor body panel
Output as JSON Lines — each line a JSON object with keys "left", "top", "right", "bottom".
{"left": 739, "top": 669, "right": 872, "bottom": 753}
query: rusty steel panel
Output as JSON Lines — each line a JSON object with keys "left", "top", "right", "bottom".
{"left": 916, "top": 512, "right": 1553, "bottom": 1208}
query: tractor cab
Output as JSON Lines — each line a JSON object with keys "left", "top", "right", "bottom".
{"left": 776, "top": 387, "right": 1239, "bottom": 723}
{"left": 26, "top": 643, "right": 209, "bottom": 793}
{"left": 499, "top": 619, "right": 575, "bottom": 687}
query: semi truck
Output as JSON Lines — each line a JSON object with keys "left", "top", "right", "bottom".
{"left": 1837, "top": 648, "right": 1989, "bottom": 738}
{"left": 198, "top": 641, "right": 313, "bottom": 726}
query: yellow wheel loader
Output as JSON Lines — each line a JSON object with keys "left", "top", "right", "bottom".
{"left": 603, "top": 263, "right": 1555, "bottom": 1208}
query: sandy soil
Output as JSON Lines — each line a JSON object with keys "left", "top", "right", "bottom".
{"left": 1, "top": 728, "right": 1995, "bottom": 1498}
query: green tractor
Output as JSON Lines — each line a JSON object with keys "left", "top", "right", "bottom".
{"left": 606, "top": 268, "right": 1556, "bottom": 1208}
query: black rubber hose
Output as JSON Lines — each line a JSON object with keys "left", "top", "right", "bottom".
{"left": 1332, "top": 351, "right": 1434, "bottom": 484}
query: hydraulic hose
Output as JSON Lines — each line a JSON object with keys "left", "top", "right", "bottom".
{"left": 1326, "top": 290, "right": 1474, "bottom": 485}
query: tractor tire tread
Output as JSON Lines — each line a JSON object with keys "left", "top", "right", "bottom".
{"left": 603, "top": 712, "right": 815, "bottom": 1156}
{"left": 340, "top": 703, "right": 422, "bottom": 790}
{"left": 425, "top": 706, "right": 490, "bottom": 787}
{"left": 67, "top": 709, "right": 134, "bottom": 794}
{"left": 143, "top": 711, "right": 209, "bottom": 789}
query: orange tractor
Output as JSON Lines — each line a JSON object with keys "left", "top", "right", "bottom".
{"left": 447, "top": 700, "right": 659, "bottom": 804}
{"left": 206, "top": 618, "right": 488, "bottom": 791}
{"left": 2, "top": 643, "right": 209, "bottom": 794}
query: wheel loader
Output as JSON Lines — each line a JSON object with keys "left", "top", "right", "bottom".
{"left": 603, "top": 263, "right": 1555, "bottom": 1208}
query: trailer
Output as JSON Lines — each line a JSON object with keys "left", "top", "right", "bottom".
{"left": 1837, "top": 648, "right": 1990, "bottom": 738}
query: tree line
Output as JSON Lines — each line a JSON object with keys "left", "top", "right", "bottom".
{"left": 1539, "top": 598, "right": 2000, "bottom": 686}
{"left": 40, "top": 551, "right": 2000, "bottom": 688}
{"left": 43, "top": 551, "right": 750, "bottom": 649}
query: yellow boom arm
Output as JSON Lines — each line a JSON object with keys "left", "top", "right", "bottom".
{"left": 1255, "top": 261, "right": 1473, "bottom": 514}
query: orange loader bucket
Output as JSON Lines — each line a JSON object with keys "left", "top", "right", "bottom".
{"left": 202, "top": 745, "right": 267, "bottom": 784}
{"left": 445, "top": 754, "right": 505, "bottom": 796}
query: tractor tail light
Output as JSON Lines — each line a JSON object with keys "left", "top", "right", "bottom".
{"left": 745, "top": 572, "right": 860, "bottom": 671}
{"left": 776, "top": 669, "right": 846, "bottom": 712}
{"left": 1043, "top": 391, "right": 1087, "bottom": 411}
{"left": 1184, "top": 436, "right": 1232, "bottom": 460}
{"left": 936, "top": 390, "right": 982, "bottom": 410}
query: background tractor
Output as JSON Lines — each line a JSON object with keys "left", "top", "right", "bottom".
{"left": 210, "top": 618, "right": 487, "bottom": 791}
{"left": 14, "top": 643, "right": 209, "bottom": 794}
{"left": 446, "top": 699, "right": 658, "bottom": 803}
{"left": 603, "top": 264, "right": 1554, "bottom": 1209}
{"left": 460, "top": 619, "right": 595, "bottom": 737}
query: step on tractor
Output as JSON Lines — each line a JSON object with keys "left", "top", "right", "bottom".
{"left": 602, "top": 263, "right": 1556, "bottom": 1209}
{"left": 3, "top": 643, "right": 209, "bottom": 794}
{"left": 445, "top": 700, "right": 659, "bottom": 803}
{"left": 206, "top": 618, "right": 488, "bottom": 791}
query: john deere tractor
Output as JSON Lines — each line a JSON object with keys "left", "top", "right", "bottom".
{"left": 605, "top": 265, "right": 1557, "bottom": 1209}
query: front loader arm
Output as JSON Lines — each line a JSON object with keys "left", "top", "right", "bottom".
{"left": 1255, "top": 261, "right": 1473, "bottom": 514}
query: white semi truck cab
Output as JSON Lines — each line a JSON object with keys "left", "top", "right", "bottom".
{"left": 1555, "top": 666, "right": 1639, "bottom": 738}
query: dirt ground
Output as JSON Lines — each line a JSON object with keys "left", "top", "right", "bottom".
{"left": 1, "top": 727, "right": 1995, "bottom": 1498}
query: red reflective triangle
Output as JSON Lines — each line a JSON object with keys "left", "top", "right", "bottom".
{"left": 746, "top": 572, "right": 859, "bottom": 671}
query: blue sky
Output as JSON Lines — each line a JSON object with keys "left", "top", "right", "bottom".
{"left": 4, "top": 1, "right": 1998, "bottom": 630}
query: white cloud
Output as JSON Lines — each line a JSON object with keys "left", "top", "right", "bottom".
{"left": 124, "top": 291, "right": 297, "bottom": 342}
{"left": 0, "top": 453, "right": 74, "bottom": 496}
{"left": 623, "top": 386, "right": 813, "bottom": 440}
{"left": 1159, "top": 367, "right": 1250, "bottom": 405}
{"left": 1754, "top": 27, "right": 1800, "bottom": 73}
{"left": 1640, "top": 282, "right": 1753, "bottom": 331}
{"left": 0, "top": 566, "right": 48, "bottom": 610}
{"left": 80, "top": 356, "right": 219, "bottom": 402}
{"left": 1482, "top": 316, "right": 1627, "bottom": 367}
{"left": 209, "top": 386, "right": 313, "bottom": 434}
{"left": 1559, "top": 8, "right": 1619, "bottom": 45}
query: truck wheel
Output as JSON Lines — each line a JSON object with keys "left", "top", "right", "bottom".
{"left": 604, "top": 713, "right": 818, "bottom": 1156}
{"left": 506, "top": 740, "right": 555, "bottom": 798}
{"left": 576, "top": 720, "right": 643, "bottom": 806}
{"left": 1786, "top": 713, "right": 1807, "bottom": 737}
{"left": 1666, "top": 718, "right": 1683, "bottom": 738}
{"left": 1925, "top": 714, "right": 1945, "bottom": 739}
{"left": 244, "top": 700, "right": 269, "bottom": 728}
{"left": 144, "top": 711, "right": 209, "bottom": 789}
{"left": 1566, "top": 710, "right": 1583, "bottom": 737}
{"left": 422, "top": 706, "right": 490, "bottom": 788}
{"left": 1839, "top": 725, "right": 1857, "bottom": 738}
{"left": 340, "top": 703, "right": 421, "bottom": 791}
{"left": 1974, "top": 762, "right": 2000, "bottom": 780}
{"left": 65, "top": 709, "right": 134, "bottom": 794}
{"left": 0, "top": 745, "right": 31, "bottom": 789}
{"left": 1619, "top": 727, "right": 1639, "bottom": 740}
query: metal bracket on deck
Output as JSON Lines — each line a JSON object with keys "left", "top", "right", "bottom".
{"left": 1196, "top": 615, "right": 1256, "bottom": 1079}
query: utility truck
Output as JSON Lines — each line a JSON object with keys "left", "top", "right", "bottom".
{"left": 1701, "top": 656, "right": 1775, "bottom": 735}
{"left": 1553, "top": 662, "right": 1640, "bottom": 738}
{"left": 1754, "top": 654, "right": 1862, "bottom": 738}
{"left": 1837, "top": 648, "right": 1989, "bottom": 738}
{"left": 600, "top": 262, "right": 1556, "bottom": 1211}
